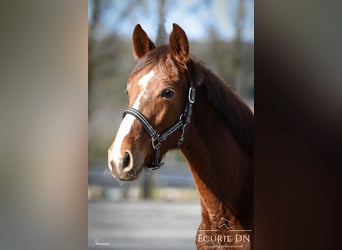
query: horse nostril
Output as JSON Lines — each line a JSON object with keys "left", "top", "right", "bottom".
{"left": 123, "top": 151, "right": 132, "bottom": 169}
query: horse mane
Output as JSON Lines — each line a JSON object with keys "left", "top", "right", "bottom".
{"left": 129, "top": 45, "right": 254, "bottom": 156}
{"left": 190, "top": 59, "right": 254, "bottom": 156}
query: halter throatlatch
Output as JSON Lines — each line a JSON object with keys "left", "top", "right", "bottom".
{"left": 122, "top": 80, "right": 196, "bottom": 170}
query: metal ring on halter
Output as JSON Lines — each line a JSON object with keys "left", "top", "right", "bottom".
{"left": 188, "top": 87, "right": 196, "bottom": 104}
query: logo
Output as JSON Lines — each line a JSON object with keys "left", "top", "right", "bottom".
{"left": 94, "top": 236, "right": 110, "bottom": 247}
{"left": 196, "top": 217, "right": 252, "bottom": 249}
{"left": 218, "top": 217, "right": 231, "bottom": 229}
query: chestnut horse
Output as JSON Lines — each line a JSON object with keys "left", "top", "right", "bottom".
{"left": 108, "top": 24, "right": 253, "bottom": 249}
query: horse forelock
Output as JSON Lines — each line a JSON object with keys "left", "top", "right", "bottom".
{"left": 129, "top": 45, "right": 168, "bottom": 79}
{"left": 128, "top": 45, "right": 188, "bottom": 82}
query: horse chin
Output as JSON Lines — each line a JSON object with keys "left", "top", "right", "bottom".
{"left": 115, "top": 165, "right": 144, "bottom": 181}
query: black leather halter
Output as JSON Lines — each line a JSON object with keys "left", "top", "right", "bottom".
{"left": 122, "top": 80, "right": 196, "bottom": 170}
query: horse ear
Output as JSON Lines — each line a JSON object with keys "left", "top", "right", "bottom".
{"left": 169, "top": 23, "right": 189, "bottom": 66}
{"left": 133, "top": 24, "right": 155, "bottom": 60}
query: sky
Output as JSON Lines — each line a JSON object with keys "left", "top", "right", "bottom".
{"left": 89, "top": 0, "right": 254, "bottom": 42}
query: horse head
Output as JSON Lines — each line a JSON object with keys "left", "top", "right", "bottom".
{"left": 108, "top": 24, "right": 194, "bottom": 180}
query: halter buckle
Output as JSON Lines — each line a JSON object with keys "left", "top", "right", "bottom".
{"left": 188, "top": 87, "right": 196, "bottom": 104}
{"left": 152, "top": 134, "right": 161, "bottom": 150}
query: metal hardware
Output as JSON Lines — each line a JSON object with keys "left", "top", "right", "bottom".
{"left": 188, "top": 87, "right": 196, "bottom": 104}
{"left": 177, "top": 124, "right": 187, "bottom": 147}
{"left": 152, "top": 135, "right": 161, "bottom": 150}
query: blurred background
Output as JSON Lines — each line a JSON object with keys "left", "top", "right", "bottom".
{"left": 1, "top": 0, "right": 341, "bottom": 249}
{"left": 2, "top": 0, "right": 340, "bottom": 250}
{"left": 88, "top": 0, "right": 253, "bottom": 249}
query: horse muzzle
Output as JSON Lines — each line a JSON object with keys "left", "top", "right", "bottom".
{"left": 108, "top": 149, "right": 143, "bottom": 181}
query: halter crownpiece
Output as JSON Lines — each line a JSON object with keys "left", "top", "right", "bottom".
{"left": 122, "top": 80, "right": 195, "bottom": 170}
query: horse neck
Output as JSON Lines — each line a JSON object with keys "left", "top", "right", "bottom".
{"left": 180, "top": 82, "right": 253, "bottom": 230}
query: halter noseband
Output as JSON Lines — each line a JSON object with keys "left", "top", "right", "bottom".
{"left": 122, "top": 80, "right": 196, "bottom": 170}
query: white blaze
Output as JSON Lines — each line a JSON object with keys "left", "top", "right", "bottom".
{"left": 108, "top": 70, "right": 155, "bottom": 171}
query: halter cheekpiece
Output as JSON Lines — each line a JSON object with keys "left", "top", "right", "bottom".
{"left": 122, "top": 80, "right": 196, "bottom": 170}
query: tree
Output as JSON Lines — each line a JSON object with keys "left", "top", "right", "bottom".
{"left": 156, "top": 0, "right": 167, "bottom": 45}
{"left": 142, "top": 0, "right": 168, "bottom": 199}
{"left": 232, "top": 0, "right": 246, "bottom": 95}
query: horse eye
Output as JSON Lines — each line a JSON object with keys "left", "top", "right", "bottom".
{"left": 160, "top": 88, "right": 175, "bottom": 98}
